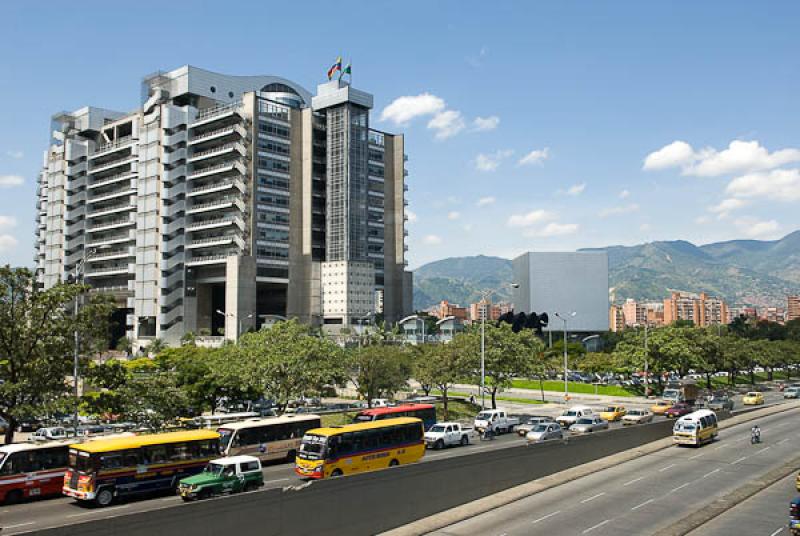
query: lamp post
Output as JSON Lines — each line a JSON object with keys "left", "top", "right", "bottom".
{"left": 215, "top": 310, "right": 253, "bottom": 340}
{"left": 480, "top": 284, "right": 519, "bottom": 409}
{"left": 554, "top": 311, "right": 577, "bottom": 402}
{"left": 644, "top": 322, "right": 649, "bottom": 398}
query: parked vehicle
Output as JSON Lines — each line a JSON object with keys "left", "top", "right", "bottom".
{"left": 742, "top": 392, "right": 765, "bottom": 405}
{"left": 178, "top": 455, "right": 263, "bottom": 500}
{"left": 473, "top": 409, "right": 519, "bottom": 435}
{"left": 673, "top": 409, "right": 718, "bottom": 446}
{"left": 0, "top": 441, "right": 71, "bottom": 504}
{"left": 370, "top": 399, "right": 391, "bottom": 408}
{"left": 556, "top": 405, "right": 593, "bottom": 428}
{"left": 424, "top": 422, "right": 471, "bottom": 449}
{"left": 569, "top": 416, "right": 609, "bottom": 434}
{"left": 30, "top": 427, "right": 72, "bottom": 442}
{"left": 707, "top": 396, "right": 735, "bottom": 411}
{"left": 784, "top": 387, "right": 800, "bottom": 399}
{"left": 526, "top": 422, "right": 563, "bottom": 443}
{"left": 662, "top": 378, "right": 700, "bottom": 405}
{"left": 599, "top": 406, "right": 626, "bottom": 422}
{"left": 650, "top": 400, "right": 673, "bottom": 415}
{"left": 622, "top": 409, "right": 654, "bottom": 425}
{"left": 353, "top": 404, "right": 437, "bottom": 431}
{"left": 516, "top": 416, "right": 555, "bottom": 437}
{"left": 218, "top": 414, "right": 322, "bottom": 463}
{"left": 664, "top": 403, "right": 693, "bottom": 419}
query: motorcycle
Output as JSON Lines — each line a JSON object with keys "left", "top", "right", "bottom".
{"left": 750, "top": 431, "right": 761, "bottom": 444}
{"left": 476, "top": 426, "right": 495, "bottom": 441}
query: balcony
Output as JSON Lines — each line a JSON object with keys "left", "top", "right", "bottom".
{"left": 187, "top": 178, "right": 245, "bottom": 197}
{"left": 187, "top": 160, "right": 246, "bottom": 181}
{"left": 188, "top": 142, "right": 245, "bottom": 164}
{"left": 84, "top": 262, "right": 133, "bottom": 278}
{"left": 89, "top": 285, "right": 133, "bottom": 295}
{"left": 88, "top": 171, "right": 135, "bottom": 190}
{"left": 87, "top": 202, "right": 135, "bottom": 219}
{"left": 87, "top": 230, "right": 135, "bottom": 248}
{"left": 185, "top": 234, "right": 244, "bottom": 250}
{"left": 188, "top": 124, "right": 247, "bottom": 146}
{"left": 186, "top": 197, "right": 244, "bottom": 215}
{"left": 186, "top": 216, "right": 244, "bottom": 232}
{"left": 87, "top": 217, "right": 136, "bottom": 233}
{"left": 90, "top": 135, "right": 136, "bottom": 159}
{"left": 186, "top": 253, "right": 235, "bottom": 267}
{"left": 89, "top": 154, "right": 137, "bottom": 176}
{"left": 191, "top": 102, "right": 242, "bottom": 128}
{"left": 89, "top": 188, "right": 136, "bottom": 204}
{"left": 86, "top": 246, "right": 134, "bottom": 261}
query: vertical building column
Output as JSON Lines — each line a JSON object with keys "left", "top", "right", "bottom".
{"left": 225, "top": 255, "right": 257, "bottom": 341}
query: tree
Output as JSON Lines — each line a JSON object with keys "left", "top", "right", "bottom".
{"left": 0, "top": 266, "right": 113, "bottom": 443}
{"left": 413, "top": 343, "right": 467, "bottom": 420}
{"left": 157, "top": 346, "right": 239, "bottom": 415}
{"left": 348, "top": 344, "right": 412, "bottom": 407}
{"left": 118, "top": 371, "right": 191, "bottom": 430}
{"left": 450, "top": 323, "right": 543, "bottom": 409}
{"left": 146, "top": 338, "right": 167, "bottom": 357}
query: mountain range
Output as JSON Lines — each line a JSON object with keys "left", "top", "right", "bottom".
{"left": 412, "top": 231, "right": 800, "bottom": 311}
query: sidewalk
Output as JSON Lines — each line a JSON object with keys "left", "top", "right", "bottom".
{"left": 448, "top": 383, "right": 653, "bottom": 406}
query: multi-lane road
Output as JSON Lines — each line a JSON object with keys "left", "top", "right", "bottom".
{"left": 428, "top": 406, "right": 800, "bottom": 536}
{"left": 0, "top": 392, "right": 791, "bottom": 535}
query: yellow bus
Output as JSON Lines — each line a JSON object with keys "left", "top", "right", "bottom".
{"left": 62, "top": 430, "right": 220, "bottom": 506}
{"left": 295, "top": 417, "right": 425, "bottom": 479}
{"left": 673, "top": 409, "right": 718, "bottom": 446}
{"left": 218, "top": 414, "right": 321, "bottom": 463}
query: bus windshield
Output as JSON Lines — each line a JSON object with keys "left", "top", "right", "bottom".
{"left": 218, "top": 428, "right": 234, "bottom": 451}
{"left": 68, "top": 450, "right": 95, "bottom": 473}
{"left": 675, "top": 422, "right": 697, "bottom": 433}
{"left": 353, "top": 414, "right": 374, "bottom": 423}
{"left": 299, "top": 434, "right": 327, "bottom": 460}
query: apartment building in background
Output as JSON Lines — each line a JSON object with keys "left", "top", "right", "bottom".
{"left": 35, "top": 65, "right": 411, "bottom": 346}
{"left": 609, "top": 304, "right": 625, "bottom": 332}
{"left": 620, "top": 298, "right": 665, "bottom": 328}
{"left": 429, "top": 300, "right": 469, "bottom": 322}
{"left": 663, "top": 291, "right": 728, "bottom": 327}
{"left": 760, "top": 307, "right": 786, "bottom": 324}
{"left": 788, "top": 296, "right": 800, "bottom": 322}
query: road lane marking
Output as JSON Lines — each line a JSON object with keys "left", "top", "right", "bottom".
{"left": 631, "top": 499, "right": 654, "bottom": 511}
{"left": 769, "top": 528, "right": 783, "bottom": 536}
{"left": 623, "top": 476, "right": 644, "bottom": 486}
{"left": 658, "top": 463, "right": 676, "bottom": 472}
{"left": 67, "top": 505, "right": 130, "bottom": 518}
{"left": 755, "top": 446, "right": 772, "bottom": 455}
{"left": 581, "top": 492, "right": 605, "bottom": 503}
{"left": 582, "top": 519, "right": 611, "bottom": 533}
{"left": 264, "top": 478, "right": 290, "bottom": 485}
{"left": 715, "top": 444, "right": 729, "bottom": 450}
{"left": 531, "top": 511, "right": 561, "bottom": 524}
{"left": 688, "top": 453, "right": 705, "bottom": 460}
{"left": 777, "top": 438, "right": 790, "bottom": 445}
{"left": 3, "top": 522, "right": 36, "bottom": 530}
{"left": 671, "top": 482, "right": 691, "bottom": 493}
{"left": 703, "top": 468, "right": 721, "bottom": 478}
{"left": 731, "top": 456, "right": 749, "bottom": 465}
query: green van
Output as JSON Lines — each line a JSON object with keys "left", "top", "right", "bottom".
{"left": 178, "top": 455, "right": 263, "bottom": 500}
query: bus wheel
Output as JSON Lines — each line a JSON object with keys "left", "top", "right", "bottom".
{"left": 389, "top": 459, "right": 399, "bottom": 468}
{"left": 331, "top": 469, "right": 344, "bottom": 477}
{"left": 4, "top": 489, "right": 23, "bottom": 505}
{"left": 95, "top": 488, "right": 114, "bottom": 507}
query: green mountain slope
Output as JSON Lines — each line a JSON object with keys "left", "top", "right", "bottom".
{"left": 412, "top": 232, "right": 800, "bottom": 310}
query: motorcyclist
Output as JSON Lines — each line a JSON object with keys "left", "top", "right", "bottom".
{"left": 751, "top": 424, "right": 761, "bottom": 444}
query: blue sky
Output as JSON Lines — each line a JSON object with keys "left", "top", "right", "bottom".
{"left": 1, "top": 1, "right": 799, "bottom": 269}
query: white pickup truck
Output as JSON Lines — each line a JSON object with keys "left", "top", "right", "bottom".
{"left": 424, "top": 422, "right": 472, "bottom": 449}
{"left": 473, "top": 409, "right": 520, "bottom": 435}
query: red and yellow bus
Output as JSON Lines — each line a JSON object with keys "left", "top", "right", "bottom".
{"left": 0, "top": 441, "right": 72, "bottom": 504}
{"left": 62, "top": 430, "right": 220, "bottom": 506}
{"left": 295, "top": 417, "right": 425, "bottom": 479}
{"left": 353, "top": 404, "right": 437, "bottom": 430}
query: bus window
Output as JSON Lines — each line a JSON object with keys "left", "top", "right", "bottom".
{"left": 144, "top": 445, "right": 168, "bottom": 464}
{"left": 100, "top": 452, "right": 124, "bottom": 470}
{"left": 338, "top": 433, "right": 354, "bottom": 456}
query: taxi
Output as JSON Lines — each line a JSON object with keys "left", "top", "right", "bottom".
{"left": 650, "top": 400, "right": 672, "bottom": 415}
{"left": 742, "top": 392, "right": 765, "bottom": 405}
{"left": 599, "top": 406, "right": 627, "bottom": 422}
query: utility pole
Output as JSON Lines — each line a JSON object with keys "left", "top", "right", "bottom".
{"left": 644, "top": 323, "right": 650, "bottom": 398}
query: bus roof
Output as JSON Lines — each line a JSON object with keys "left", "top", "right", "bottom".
{"left": 0, "top": 440, "right": 75, "bottom": 454}
{"left": 677, "top": 409, "right": 717, "bottom": 421}
{"left": 217, "top": 414, "right": 321, "bottom": 431}
{"left": 70, "top": 430, "right": 220, "bottom": 453}
{"left": 357, "top": 404, "right": 434, "bottom": 416}
{"left": 306, "top": 417, "right": 422, "bottom": 437}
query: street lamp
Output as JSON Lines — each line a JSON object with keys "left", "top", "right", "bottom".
{"left": 480, "top": 283, "right": 519, "bottom": 409}
{"left": 215, "top": 309, "right": 253, "bottom": 340}
{"left": 554, "top": 311, "right": 577, "bottom": 402}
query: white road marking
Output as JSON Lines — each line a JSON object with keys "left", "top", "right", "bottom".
{"left": 777, "top": 437, "right": 790, "bottom": 445}
{"left": 161, "top": 497, "right": 177, "bottom": 501}
{"left": 583, "top": 519, "right": 611, "bottom": 533}
{"left": 581, "top": 492, "right": 605, "bottom": 503}
{"left": 755, "top": 446, "right": 772, "bottom": 455}
{"left": 715, "top": 444, "right": 729, "bottom": 450}
{"left": 768, "top": 527, "right": 783, "bottom": 536}
{"left": 67, "top": 505, "right": 130, "bottom": 518}
{"left": 531, "top": 511, "right": 561, "bottom": 524}
{"left": 703, "top": 468, "right": 721, "bottom": 478}
{"left": 688, "top": 453, "right": 705, "bottom": 460}
{"left": 658, "top": 463, "right": 677, "bottom": 472}
{"left": 2, "top": 522, "right": 36, "bottom": 530}
{"left": 671, "top": 482, "right": 691, "bottom": 493}
{"left": 623, "top": 476, "right": 644, "bottom": 486}
{"left": 631, "top": 499, "right": 654, "bottom": 510}
{"left": 731, "top": 456, "right": 749, "bottom": 465}
{"left": 264, "top": 478, "right": 290, "bottom": 485}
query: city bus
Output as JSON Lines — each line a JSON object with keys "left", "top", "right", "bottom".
{"left": 217, "top": 414, "right": 321, "bottom": 463}
{"left": 673, "top": 409, "right": 719, "bottom": 446}
{"left": 191, "top": 412, "right": 261, "bottom": 429}
{"left": 295, "top": 417, "right": 425, "bottom": 479}
{"left": 62, "top": 430, "right": 220, "bottom": 506}
{"left": 352, "top": 404, "right": 437, "bottom": 430}
{"left": 0, "top": 441, "right": 72, "bottom": 504}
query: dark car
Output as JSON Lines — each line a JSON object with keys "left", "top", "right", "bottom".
{"left": 707, "top": 396, "right": 734, "bottom": 411}
{"left": 664, "top": 403, "right": 693, "bottom": 419}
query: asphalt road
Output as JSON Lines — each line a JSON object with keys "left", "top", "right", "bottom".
{"left": 686, "top": 472, "right": 799, "bottom": 536}
{"left": 428, "top": 407, "right": 800, "bottom": 536}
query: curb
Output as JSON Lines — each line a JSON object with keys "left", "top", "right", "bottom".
{"left": 380, "top": 401, "right": 800, "bottom": 536}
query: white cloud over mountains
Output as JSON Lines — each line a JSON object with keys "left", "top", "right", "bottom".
{"left": 725, "top": 168, "right": 800, "bottom": 202}
{"left": 380, "top": 93, "right": 498, "bottom": 141}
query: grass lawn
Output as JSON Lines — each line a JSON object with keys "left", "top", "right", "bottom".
{"left": 434, "top": 389, "right": 546, "bottom": 405}
{"left": 511, "top": 379, "right": 638, "bottom": 397}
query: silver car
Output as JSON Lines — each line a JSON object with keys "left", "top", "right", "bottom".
{"left": 517, "top": 416, "right": 555, "bottom": 437}
{"left": 526, "top": 422, "right": 563, "bottom": 443}
{"left": 622, "top": 409, "right": 654, "bottom": 425}
{"left": 569, "top": 416, "right": 609, "bottom": 434}
{"left": 784, "top": 387, "right": 800, "bottom": 399}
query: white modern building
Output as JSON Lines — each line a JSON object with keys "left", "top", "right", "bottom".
{"left": 35, "top": 65, "right": 412, "bottom": 346}
{"left": 511, "top": 251, "right": 609, "bottom": 332}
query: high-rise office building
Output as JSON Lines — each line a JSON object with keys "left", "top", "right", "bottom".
{"left": 35, "top": 66, "right": 411, "bottom": 346}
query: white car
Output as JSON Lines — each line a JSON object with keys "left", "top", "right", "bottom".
{"left": 424, "top": 422, "right": 472, "bottom": 449}
{"left": 30, "top": 426, "right": 72, "bottom": 442}
{"left": 526, "top": 422, "right": 563, "bottom": 443}
{"left": 370, "top": 399, "right": 391, "bottom": 408}
{"left": 473, "top": 409, "right": 519, "bottom": 434}
{"left": 556, "top": 405, "right": 594, "bottom": 428}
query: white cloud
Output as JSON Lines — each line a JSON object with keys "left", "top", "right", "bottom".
{"left": 708, "top": 198, "right": 747, "bottom": 219}
{"left": 518, "top": 147, "right": 550, "bottom": 166}
{"left": 619, "top": 189, "right": 631, "bottom": 199}
{"left": 725, "top": 168, "right": 800, "bottom": 202}
{"left": 642, "top": 141, "right": 695, "bottom": 171}
{"left": 598, "top": 203, "right": 640, "bottom": 218}
{"left": 734, "top": 217, "right": 781, "bottom": 238}
{"left": 405, "top": 209, "right": 417, "bottom": 223}
{"left": 422, "top": 234, "right": 442, "bottom": 245}
{"left": 447, "top": 211, "right": 460, "bottom": 221}
{"left": 507, "top": 209, "right": 555, "bottom": 228}
{"left": 525, "top": 222, "right": 580, "bottom": 237}
{"left": 380, "top": 93, "right": 445, "bottom": 125}
{"left": 566, "top": 183, "right": 586, "bottom": 196}
{"left": 0, "top": 234, "right": 17, "bottom": 252}
{"left": 643, "top": 139, "right": 800, "bottom": 177}
{"left": 472, "top": 116, "right": 500, "bottom": 131}
{"left": 0, "top": 215, "right": 17, "bottom": 229}
{"left": 0, "top": 175, "right": 24, "bottom": 188}
{"left": 428, "top": 110, "right": 465, "bottom": 140}
{"left": 7, "top": 150, "right": 24, "bottom": 159}
{"left": 475, "top": 149, "right": 513, "bottom": 172}
{"left": 476, "top": 196, "right": 496, "bottom": 207}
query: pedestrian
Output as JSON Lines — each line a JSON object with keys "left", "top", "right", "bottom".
{"left": 469, "top": 394, "right": 476, "bottom": 405}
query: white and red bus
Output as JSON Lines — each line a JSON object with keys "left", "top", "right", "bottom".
{"left": 352, "top": 404, "right": 437, "bottom": 431}
{"left": 0, "top": 441, "right": 72, "bottom": 504}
